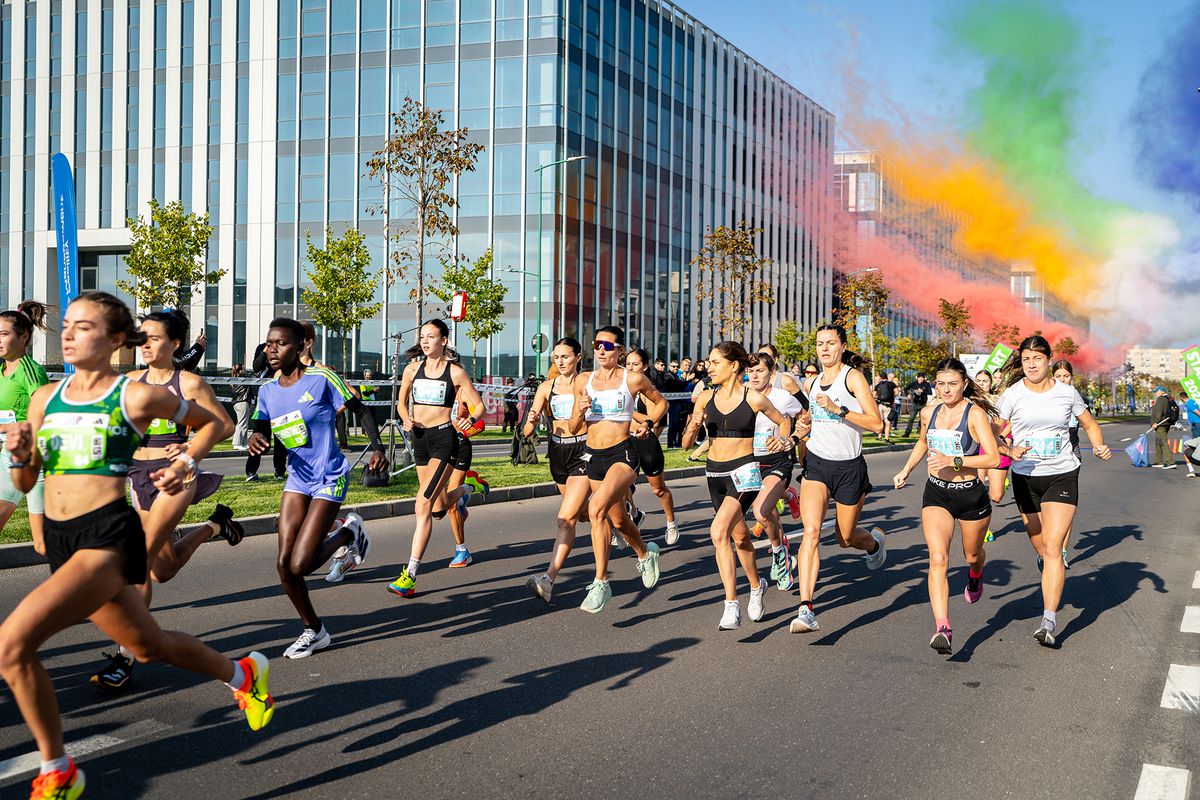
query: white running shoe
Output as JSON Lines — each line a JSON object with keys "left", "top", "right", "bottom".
{"left": 665, "top": 520, "right": 679, "bottom": 546}
{"left": 345, "top": 513, "right": 369, "bottom": 565}
{"left": 864, "top": 527, "right": 887, "bottom": 571}
{"left": 748, "top": 581, "right": 766, "bottom": 623}
{"left": 284, "top": 625, "right": 331, "bottom": 659}
{"left": 718, "top": 600, "right": 741, "bottom": 630}
{"left": 527, "top": 573, "right": 553, "bottom": 603}
{"left": 789, "top": 606, "right": 820, "bottom": 633}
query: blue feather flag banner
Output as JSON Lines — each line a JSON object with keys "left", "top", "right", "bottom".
{"left": 51, "top": 153, "right": 80, "bottom": 373}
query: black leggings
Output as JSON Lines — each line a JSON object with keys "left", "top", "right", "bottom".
{"left": 247, "top": 436, "right": 288, "bottom": 477}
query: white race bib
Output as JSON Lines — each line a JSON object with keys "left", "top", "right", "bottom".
{"left": 1025, "top": 435, "right": 1063, "bottom": 458}
{"left": 412, "top": 378, "right": 447, "bottom": 405}
{"left": 926, "top": 429, "right": 964, "bottom": 457}
{"left": 753, "top": 430, "right": 772, "bottom": 452}
{"left": 731, "top": 462, "right": 763, "bottom": 492}
{"left": 0, "top": 409, "right": 15, "bottom": 442}
{"left": 550, "top": 393, "right": 575, "bottom": 419}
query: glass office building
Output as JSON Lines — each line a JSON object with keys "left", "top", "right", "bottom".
{"left": 0, "top": 0, "right": 834, "bottom": 374}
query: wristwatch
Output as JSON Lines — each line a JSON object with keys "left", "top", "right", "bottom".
{"left": 837, "top": 405, "right": 850, "bottom": 418}
{"left": 952, "top": 456, "right": 963, "bottom": 472}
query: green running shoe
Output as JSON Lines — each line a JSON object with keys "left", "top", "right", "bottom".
{"left": 388, "top": 567, "right": 417, "bottom": 597}
{"left": 636, "top": 542, "right": 661, "bottom": 588}
{"left": 580, "top": 579, "right": 611, "bottom": 613}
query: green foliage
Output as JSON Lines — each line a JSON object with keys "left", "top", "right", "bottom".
{"left": 1054, "top": 335, "right": 1079, "bottom": 358}
{"left": 691, "top": 221, "right": 774, "bottom": 340}
{"left": 773, "top": 321, "right": 806, "bottom": 369}
{"left": 301, "top": 227, "right": 383, "bottom": 370}
{"left": 891, "top": 335, "right": 951, "bottom": 377}
{"left": 983, "top": 322, "right": 1020, "bottom": 350}
{"left": 430, "top": 246, "right": 507, "bottom": 375}
{"left": 937, "top": 297, "right": 972, "bottom": 356}
{"left": 119, "top": 199, "right": 219, "bottom": 309}
{"left": 364, "top": 97, "right": 485, "bottom": 335}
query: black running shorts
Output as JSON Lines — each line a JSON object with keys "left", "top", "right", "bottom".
{"left": 548, "top": 435, "right": 588, "bottom": 485}
{"left": 804, "top": 452, "right": 872, "bottom": 505}
{"left": 584, "top": 439, "right": 640, "bottom": 481}
{"left": 44, "top": 499, "right": 147, "bottom": 585}
{"left": 412, "top": 422, "right": 459, "bottom": 466}
{"left": 921, "top": 476, "right": 991, "bottom": 521}
{"left": 632, "top": 433, "right": 665, "bottom": 477}
{"left": 1011, "top": 468, "right": 1079, "bottom": 514}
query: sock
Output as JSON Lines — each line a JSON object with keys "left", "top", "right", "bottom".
{"left": 455, "top": 544, "right": 467, "bottom": 552}
{"left": 936, "top": 618, "right": 950, "bottom": 631}
{"left": 463, "top": 484, "right": 476, "bottom": 495}
{"left": 969, "top": 567, "right": 984, "bottom": 579}
{"left": 771, "top": 543, "right": 783, "bottom": 554}
{"left": 800, "top": 600, "right": 814, "bottom": 611}
{"left": 226, "top": 659, "right": 246, "bottom": 691}
{"left": 40, "top": 756, "right": 71, "bottom": 776}
{"left": 407, "top": 559, "right": 421, "bottom": 577}
{"left": 118, "top": 645, "right": 133, "bottom": 660}
{"left": 1042, "top": 610, "right": 1057, "bottom": 628}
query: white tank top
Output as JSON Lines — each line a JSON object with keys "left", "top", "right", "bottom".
{"left": 754, "top": 387, "right": 804, "bottom": 456}
{"left": 584, "top": 369, "right": 634, "bottom": 423}
{"left": 806, "top": 364, "right": 864, "bottom": 460}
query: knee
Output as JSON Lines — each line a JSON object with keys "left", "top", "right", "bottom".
{"left": 277, "top": 552, "right": 299, "bottom": 581}
{"left": 0, "top": 633, "right": 34, "bottom": 677}
{"left": 928, "top": 550, "right": 949, "bottom": 571}
{"left": 587, "top": 498, "right": 607, "bottom": 522}
{"left": 556, "top": 516, "right": 575, "bottom": 534}
{"left": 800, "top": 527, "right": 821, "bottom": 547}
{"left": 709, "top": 525, "right": 729, "bottom": 546}
{"left": 124, "top": 635, "right": 167, "bottom": 665}
{"left": 651, "top": 485, "right": 668, "bottom": 499}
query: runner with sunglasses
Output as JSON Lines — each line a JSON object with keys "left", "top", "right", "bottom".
{"left": 624, "top": 348, "right": 679, "bottom": 545}
{"left": 569, "top": 326, "right": 667, "bottom": 614}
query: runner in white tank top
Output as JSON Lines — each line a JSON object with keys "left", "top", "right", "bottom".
{"left": 790, "top": 325, "right": 887, "bottom": 635}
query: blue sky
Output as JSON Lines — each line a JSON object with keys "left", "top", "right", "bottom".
{"left": 679, "top": 0, "right": 1195, "bottom": 221}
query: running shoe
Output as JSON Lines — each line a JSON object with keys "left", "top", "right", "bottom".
{"left": 464, "top": 470, "right": 490, "bottom": 498}
{"left": 719, "top": 600, "right": 741, "bottom": 630}
{"left": 775, "top": 499, "right": 786, "bottom": 515}
{"left": 1034, "top": 619, "right": 1057, "bottom": 648}
{"left": 664, "top": 520, "right": 679, "bottom": 546}
{"left": 636, "top": 542, "right": 661, "bottom": 588}
{"left": 346, "top": 513, "right": 369, "bottom": 564}
{"left": 1163, "top": 464, "right": 1178, "bottom": 470}
{"left": 784, "top": 486, "right": 801, "bottom": 519}
{"left": 245, "top": 473, "right": 260, "bottom": 483}
{"left": 929, "top": 626, "right": 953, "bottom": 655}
{"left": 89, "top": 651, "right": 134, "bottom": 692}
{"left": 789, "top": 606, "right": 820, "bottom": 633}
{"left": 209, "top": 504, "right": 244, "bottom": 546}
{"left": 30, "top": 760, "right": 85, "bottom": 800}
{"left": 964, "top": 572, "right": 984, "bottom": 604}
{"left": 1062, "top": 549, "right": 1069, "bottom": 570}
{"left": 580, "top": 579, "right": 612, "bottom": 613}
{"left": 273, "top": 472, "right": 287, "bottom": 480}
{"left": 611, "top": 531, "right": 627, "bottom": 549}
{"left": 771, "top": 546, "right": 794, "bottom": 592}
{"left": 284, "top": 625, "right": 331, "bottom": 659}
{"left": 864, "top": 528, "right": 887, "bottom": 571}
{"left": 527, "top": 572, "right": 553, "bottom": 602}
{"left": 748, "top": 582, "right": 766, "bottom": 622}
{"left": 449, "top": 547, "right": 473, "bottom": 568}
{"left": 455, "top": 491, "right": 470, "bottom": 521}
{"left": 325, "top": 514, "right": 367, "bottom": 583}
{"left": 984, "top": 529, "right": 995, "bottom": 543}
{"left": 232, "top": 651, "right": 275, "bottom": 731}
{"left": 388, "top": 568, "right": 417, "bottom": 597}
{"left": 1035, "top": 554, "right": 1044, "bottom": 573}
{"left": 631, "top": 505, "right": 646, "bottom": 529}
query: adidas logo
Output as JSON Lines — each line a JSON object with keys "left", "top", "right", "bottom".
{"left": 299, "top": 391, "right": 314, "bottom": 404}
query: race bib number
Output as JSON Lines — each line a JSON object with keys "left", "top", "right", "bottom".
{"left": 753, "top": 430, "right": 774, "bottom": 453}
{"left": 1025, "top": 435, "right": 1063, "bottom": 458}
{"left": 38, "top": 412, "right": 109, "bottom": 471}
{"left": 146, "top": 417, "right": 177, "bottom": 436}
{"left": 271, "top": 410, "right": 310, "bottom": 449}
{"left": 731, "top": 462, "right": 763, "bottom": 492}
{"left": 590, "top": 394, "right": 626, "bottom": 417}
{"left": 926, "top": 429, "right": 964, "bottom": 457}
{"left": 412, "top": 378, "right": 447, "bottom": 405}
{"left": 0, "top": 410, "right": 15, "bottom": 441}
{"left": 550, "top": 393, "right": 575, "bottom": 419}
{"left": 811, "top": 397, "right": 840, "bottom": 422}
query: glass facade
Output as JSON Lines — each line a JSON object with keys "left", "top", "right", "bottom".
{"left": 1, "top": 0, "right": 833, "bottom": 374}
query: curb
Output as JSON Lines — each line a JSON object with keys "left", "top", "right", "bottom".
{"left": 0, "top": 447, "right": 908, "bottom": 571}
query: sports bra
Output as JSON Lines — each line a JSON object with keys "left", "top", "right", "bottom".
{"left": 38, "top": 375, "right": 143, "bottom": 477}
{"left": 705, "top": 387, "right": 756, "bottom": 439}
{"left": 548, "top": 378, "right": 576, "bottom": 420}
{"left": 584, "top": 370, "right": 634, "bottom": 423}
{"left": 137, "top": 369, "right": 188, "bottom": 447}
{"left": 412, "top": 360, "right": 455, "bottom": 408}
{"left": 926, "top": 401, "right": 979, "bottom": 457}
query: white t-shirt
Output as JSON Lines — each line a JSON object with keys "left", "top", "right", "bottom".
{"left": 997, "top": 380, "right": 1087, "bottom": 476}
{"left": 754, "top": 386, "right": 803, "bottom": 456}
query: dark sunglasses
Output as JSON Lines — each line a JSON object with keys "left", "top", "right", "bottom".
{"left": 804, "top": 369, "right": 818, "bottom": 375}
{"left": 593, "top": 340, "right": 619, "bottom": 352}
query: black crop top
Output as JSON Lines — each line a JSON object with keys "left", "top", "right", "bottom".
{"left": 705, "top": 387, "right": 756, "bottom": 439}
{"left": 411, "top": 360, "right": 455, "bottom": 408}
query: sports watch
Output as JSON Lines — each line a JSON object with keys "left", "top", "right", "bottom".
{"left": 952, "top": 456, "right": 964, "bottom": 472}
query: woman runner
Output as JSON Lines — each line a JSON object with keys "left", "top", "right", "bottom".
{"left": 0, "top": 302, "right": 50, "bottom": 551}
{"left": 995, "top": 336, "right": 1111, "bottom": 647}
{"left": 0, "top": 292, "right": 273, "bottom": 800}
{"left": 248, "top": 318, "right": 386, "bottom": 657}
{"left": 683, "top": 343, "right": 792, "bottom": 629}
{"left": 790, "top": 325, "right": 886, "bottom": 634}
{"left": 624, "top": 348, "right": 679, "bottom": 545}
{"left": 387, "top": 320, "right": 487, "bottom": 598}
{"left": 88, "top": 309, "right": 245, "bottom": 691}
{"left": 892, "top": 359, "right": 1000, "bottom": 654}
{"left": 442, "top": 348, "right": 489, "bottom": 570}
{"left": 974, "top": 369, "right": 1012, "bottom": 543}
{"left": 746, "top": 352, "right": 808, "bottom": 592}
{"left": 523, "top": 337, "right": 591, "bottom": 602}
{"left": 568, "top": 326, "right": 666, "bottom": 614}
{"left": 1052, "top": 359, "right": 1080, "bottom": 569}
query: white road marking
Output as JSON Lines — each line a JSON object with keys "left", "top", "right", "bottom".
{"left": 1182, "top": 606, "right": 1200, "bottom": 634}
{"left": 1134, "top": 764, "right": 1190, "bottom": 800}
{"left": 1160, "top": 664, "right": 1200, "bottom": 712}
{"left": 1120, "top": 436, "right": 1134, "bottom": 442}
{"left": 0, "top": 719, "right": 171, "bottom": 782}
{"left": 1193, "top": 571, "right": 1200, "bottom": 590}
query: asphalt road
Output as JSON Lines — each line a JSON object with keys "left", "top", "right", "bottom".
{"left": 0, "top": 421, "right": 1196, "bottom": 799}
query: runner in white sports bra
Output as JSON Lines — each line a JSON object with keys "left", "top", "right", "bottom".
{"left": 568, "top": 325, "right": 668, "bottom": 615}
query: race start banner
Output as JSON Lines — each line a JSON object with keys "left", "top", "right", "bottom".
{"left": 51, "top": 153, "right": 80, "bottom": 374}
{"left": 1183, "top": 345, "right": 1200, "bottom": 404}
{"left": 982, "top": 343, "right": 1013, "bottom": 374}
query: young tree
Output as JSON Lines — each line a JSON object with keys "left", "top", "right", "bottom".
{"left": 1055, "top": 336, "right": 1079, "bottom": 358}
{"left": 429, "top": 246, "right": 508, "bottom": 377}
{"left": 983, "top": 322, "right": 1021, "bottom": 350}
{"left": 364, "top": 98, "right": 485, "bottom": 338}
{"left": 691, "top": 221, "right": 773, "bottom": 340}
{"left": 937, "top": 297, "right": 972, "bottom": 357}
{"left": 119, "top": 199, "right": 220, "bottom": 309}
{"left": 300, "top": 227, "right": 383, "bottom": 371}
{"left": 773, "top": 320, "right": 806, "bottom": 370}
{"left": 834, "top": 270, "right": 892, "bottom": 365}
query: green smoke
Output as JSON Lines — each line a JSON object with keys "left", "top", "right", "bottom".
{"left": 947, "top": 0, "right": 1120, "bottom": 246}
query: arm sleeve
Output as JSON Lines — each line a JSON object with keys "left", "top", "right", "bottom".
{"left": 173, "top": 342, "right": 205, "bottom": 371}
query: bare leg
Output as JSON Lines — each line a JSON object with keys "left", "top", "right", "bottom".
{"left": 647, "top": 475, "right": 676, "bottom": 524}
{"left": 587, "top": 464, "right": 639, "bottom": 581}
{"left": 1035, "top": 503, "right": 1076, "bottom": 612}
{"left": 796, "top": 479, "right": 831, "bottom": 602}
{"left": 709, "top": 497, "right": 750, "bottom": 600}
{"left": 922, "top": 507, "right": 955, "bottom": 624}
{"left": 548, "top": 477, "right": 590, "bottom": 581}
{"left": 277, "top": 493, "right": 348, "bottom": 627}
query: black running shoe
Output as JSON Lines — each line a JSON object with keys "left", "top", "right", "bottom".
{"left": 89, "top": 652, "right": 134, "bottom": 692}
{"left": 210, "top": 504, "right": 244, "bottom": 546}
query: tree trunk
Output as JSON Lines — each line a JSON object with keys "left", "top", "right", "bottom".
{"left": 472, "top": 336, "right": 479, "bottom": 380}
{"left": 415, "top": 192, "right": 425, "bottom": 344}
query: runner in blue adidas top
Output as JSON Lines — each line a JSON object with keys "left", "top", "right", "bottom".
{"left": 0, "top": 301, "right": 50, "bottom": 550}
{"left": 249, "top": 317, "right": 387, "bottom": 658}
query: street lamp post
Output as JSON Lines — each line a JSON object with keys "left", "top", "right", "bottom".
{"left": 847, "top": 267, "right": 879, "bottom": 369}
{"left": 533, "top": 154, "right": 586, "bottom": 376}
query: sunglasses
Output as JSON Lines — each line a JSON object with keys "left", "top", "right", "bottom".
{"left": 593, "top": 340, "right": 619, "bottom": 352}
{"left": 805, "top": 369, "right": 818, "bottom": 375}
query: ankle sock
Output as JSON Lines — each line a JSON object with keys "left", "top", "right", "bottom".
{"left": 407, "top": 559, "right": 421, "bottom": 577}
{"left": 40, "top": 756, "right": 70, "bottom": 776}
{"left": 1042, "top": 610, "right": 1057, "bottom": 628}
{"left": 969, "top": 567, "right": 984, "bottom": 579}
{"left": 226, "top": 659, "right": 246, "bottom": 691}
{"left": 800, "top": 600, "right": 814, "bottom": 611}
{"left": 771, "top": 543, "right": 783, "bottom": 553}
{"left": 936, "top": 618, "right": 950, "bottom": 631}
{"left": 455, "top": 544, "right": 468, "bottom": 553}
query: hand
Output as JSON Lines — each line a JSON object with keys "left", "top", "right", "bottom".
{"left": 926, "top": 450, "right": 953, "bottom": 472}
{"left": 1009, "top": 442, "right": 1031, "bottom": 460}
{"left": 793, "top": 416, "right": 812, "bottom": 438}
{"left": 893, "top": 472, "right": 908, "bottom": 489}
{"left": 767, "top": 435, "right": 790, "bottom": 453}
{"left": 453, "top": 416, "right": 474, "bottom": 434}
{"left": 247, "top": 432, "right": 269, "bottom": 456}
{"left": 150, "top": 464, "right": 189, "bottom": 495}
{"left": 1093, "top": 443, "right": 1111, "bottom": 460}
{"left": 163, "top": 442, "right": 187, "bottom": 459}
{"left": 815, "top": 393, "right": 840, "bottom": 415}
{"left": 4, "top": 422, "right": 33, "bottom": 461}
{"left": 632, "top": 420, "right": 651, "bottom": 439}
{"left": 401, "top": 418, "right": 414, "bottom": 432}
{"left": 367, "top": 450, "right": 389, "bottom": 472}
{"left": 196, "top": 332, "right": 207, "bottom": 347}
